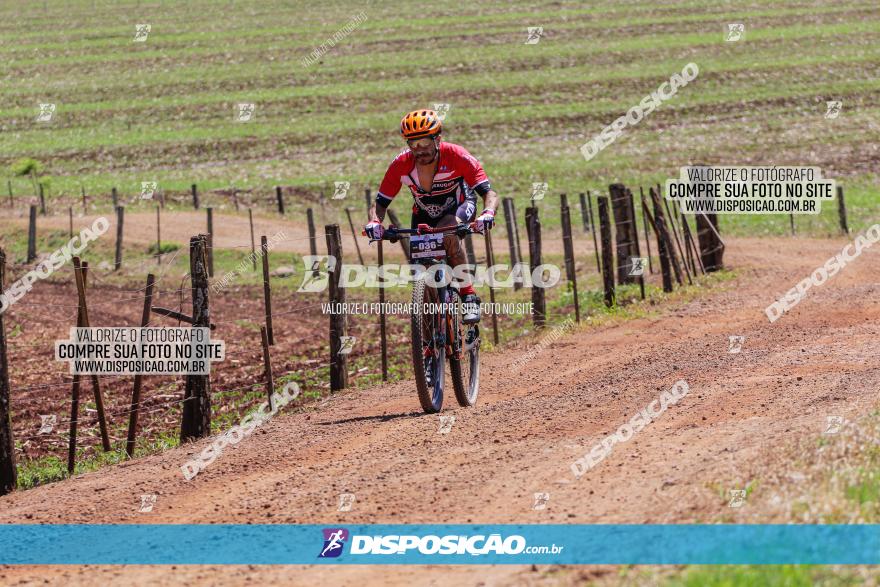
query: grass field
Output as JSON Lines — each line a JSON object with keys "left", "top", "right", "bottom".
{"left": 1, "top": 0, "right": 878, "bottom": 235}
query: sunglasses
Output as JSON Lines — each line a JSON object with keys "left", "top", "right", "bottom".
{"left": 406, "top": 137, "right": 434, "bottom": 149}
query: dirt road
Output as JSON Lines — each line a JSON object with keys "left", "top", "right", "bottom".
{"left": 2, "top": 233, "right": 879, "bottom": 586}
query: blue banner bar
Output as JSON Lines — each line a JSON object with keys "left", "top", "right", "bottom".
{"left": 0, "top": 524, "right": 878, "bottom": 565}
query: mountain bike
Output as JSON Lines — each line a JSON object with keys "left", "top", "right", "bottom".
{"left": 367, "top": 222, "right": 482, "bottom": 413}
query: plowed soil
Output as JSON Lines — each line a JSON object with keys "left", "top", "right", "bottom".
{"left": 2, "top": 233, "right": 879, "bottom": 586}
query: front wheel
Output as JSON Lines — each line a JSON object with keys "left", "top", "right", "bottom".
{"left": 449, "top": 290, "right": 481, "bottom": 407}
{"left": 411, "top": 276, "right": 444, "bottom": 413}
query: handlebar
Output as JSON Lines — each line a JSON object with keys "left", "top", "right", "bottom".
{"left": 362, "top": 222, "right": 482, "bottom": 243}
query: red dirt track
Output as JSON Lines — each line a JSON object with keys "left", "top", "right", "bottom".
{"left": 2, "top": 234, "right": 879, "bottom": 585}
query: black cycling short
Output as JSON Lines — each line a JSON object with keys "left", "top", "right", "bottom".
{"left": 409, "top": 200, "right": 476, "bottom": 228}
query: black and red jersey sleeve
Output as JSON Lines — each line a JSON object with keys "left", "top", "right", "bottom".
{"left": 376, "top": 151, "right": 412, "bottom": 208}
{"left": 449, "top": 144, "right": 491, "bottom": 196}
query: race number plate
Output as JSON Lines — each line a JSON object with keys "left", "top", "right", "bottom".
{"left": 409, "top": 233, "right": 446, "bottom": 260}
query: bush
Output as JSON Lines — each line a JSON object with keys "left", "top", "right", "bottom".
{"left": 10, "top": 158, "right": 42, "bottom": 177}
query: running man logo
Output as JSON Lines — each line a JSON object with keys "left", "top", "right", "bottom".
{"left": 728, "top": 335, "right": 745, "bottom": 354}
{"left": 337, "top": 493, "right": 355, "bottom": 512}
{"left": 37, "top": 103, "right": 56, "bottom": 122}
{"left": 728, "top": 489, "right": 746, "bottom": 508}
{"left": 525, "top": 26, "right": 544, "bottom": 44}
{"left": 297, "top": 255, "right": 337, "bottom": 292}
{"left": 433, "top": 103, "right": 451, "bottom": 121}
{"left": 332, "top": 181, "right": 350, "bottom": 200}
{"left": 338, "top": 336, "right": 357, "bottom": 355}
{"left": 38, "top": 415, "right": 56, "bottom": 434}
{"left": 236, "top": 103, "right": 255, "bottom": 122}
{"left": 139, "top": 494, "right": 157, "bottom": 513}
{"left": 725, "top": 23, "right": 744, "bottom": 42}
{"left": 141, "top": 181, "right": 158, "bottom": 200}
{"left": 319, "top": 528, "right": 349, "bottom": 558}
{"left": 825, "top": 101, "right": 842, "bottom": 119}
{"left": 530, "top": 182, "right": 548, "bottom": 201}
{"left": 628, "top": 257, "right": 648, "bottom": 277}
{"left": 133, "top": 24, "right": 151, "bottom": 42}
{"left": 438, "top": 414, "right": 455, "bottom": 434}
{"left": 824, "top": 415, "right": 844, "bottom": 435}
{"left": 532, "top": 492, "right": 550, "bottom": 510}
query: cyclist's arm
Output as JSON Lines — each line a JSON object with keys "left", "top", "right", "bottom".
{"left": 481, "top": 188, "right": 499, "bottom": 214}
{"left": 369, "top": 201, "right": 388, "bottom": 224}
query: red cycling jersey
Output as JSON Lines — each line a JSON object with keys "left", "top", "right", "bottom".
{"left": 376, "top": 142, "right": 491, "bottom": 221}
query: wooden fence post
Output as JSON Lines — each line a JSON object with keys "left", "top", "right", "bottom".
{"left": 206, "top": 207, "right": 214, "bottom": 277}
{"left": 275, "top": 186, "right": 285, "bottom": 215}
{"left": 125, "top": 273, "right": 156, "bottom": 457}
{"left": 586, "top": 191, "right": 601, "bottom": 274}
{"left": 639, "top": 188, "right": 654, "bottom": 274}
{"left": 191, "top": 184, "right": 200, "bottom": 210}
{"left": 560, "top": 194, "right": 580, "bottom": 322}
{"left": 156, "top": 205, "right": 161, "bottom": 264}
{"left": 695, "top": 211, "right": 725, "bottom": 272}
{"left": 6, "top": 180, "right": 12, "bottom": 208}
{"left": 344, "top": 208, "right": 364, "bottom": 265}
{"left": 326, "top": 224, "right": 348, "bottom": 390}
{"left": 663, "top": 198, "right": 692, "bottom": 285}
{"left": 502, "top": 197, "right": 523, "bottom": 290}
{"left": 386, "top": 209, "right": 410, "bottom": 260}
{"left": 67, "top": 261, "right": 85, "bottom": 474}
{"left": 81, "top": 185, "right": 87, "bottom": 213}
{"left": 609, "top": 184, "right": 638, "bottom": 284}
{"left": 114, "top": 205, "right": 124, "bottom": 271}
{"left": 364, "top": 188, "right": 372, "bottom": 219}
{"left": 680, "top": 207, "right": 704, "bottom": 275}
{"left": 0, "top": 249, "right": 17, "bottom": 494}
{"left": 39, "top": 184, "right": 46, "bottom": 215}
{"left": 525, "top": 207, "right": 546, "bottom": 327}
{"left": 464, "top": 234, "right": 477, "bottom": 266}
{"left": 27, "top": 205, "right": 37, "bottom": 263}
{"left": 68, "top": 207, "right": 74, "bottom": 238}
{"left": 71, "top": 257, "right": 111, "bottom": 451}
{"left": 180, "top": 235, "right": 211, "bottom": 441}
{"left": 483, "top": 228, "right": 500, "bottom": 345}
{"left": 261, "top": 235, "right": 274, "bottom": 345}
{"left": 643, "top": 196, "right": 673, "bottom": 292}
{"left": 307, "top": 208, "right": 318, "bottom": 257}
{"left": 578, "top": 192, "right": 590, "bottom": 233}
{"left": 377, "top": 239, "right": 388, "bottom": 380}
{"left": 597, "top": 196, "right": 616, "bottom": 307}
{"left": 837, "top": 186, "right": 849, "bottom": 235}
{"left": 650, "top": 188, "right": 683, "bottom": 286}
{"left": 231, "top": 187, "right": 239, "bottom": 212}
{"left": 627, "top": 190, "right": 646, "bottom": 300}
{"left": 111, "top": 186, "right": 119, "bottom": 209}
{"left": 248, "top": 208, "right": 256, "bottom": 271}
{"left": 260, "top": 326, "right": 275, "bottom": 412}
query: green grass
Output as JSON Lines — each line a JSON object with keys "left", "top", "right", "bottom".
{"left": 0, "top": 0, "right": 876, "bottom": 236}
{"left": 664, "top": 565, "right": 865, "bottom": 586}
{"left": 16, "top": 431, "right": 178, "bottom": 490}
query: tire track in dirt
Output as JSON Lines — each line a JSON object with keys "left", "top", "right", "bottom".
{"left": 1, "top": 234, "right": 879, "bottom": 586}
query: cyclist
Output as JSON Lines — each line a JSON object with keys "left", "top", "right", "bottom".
{"left": 365, "top": 109, "right": 499, "bottom": 324}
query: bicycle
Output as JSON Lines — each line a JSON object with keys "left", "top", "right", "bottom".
{"left": 366, "top": 222, "right": 482, "bottom": 413}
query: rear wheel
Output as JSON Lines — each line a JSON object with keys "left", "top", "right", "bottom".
{"left": 411, "top": 276, "right": 444, "bottom": 413}
{"left": 449, "top": 290, "right": 481, "bottom": 407}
